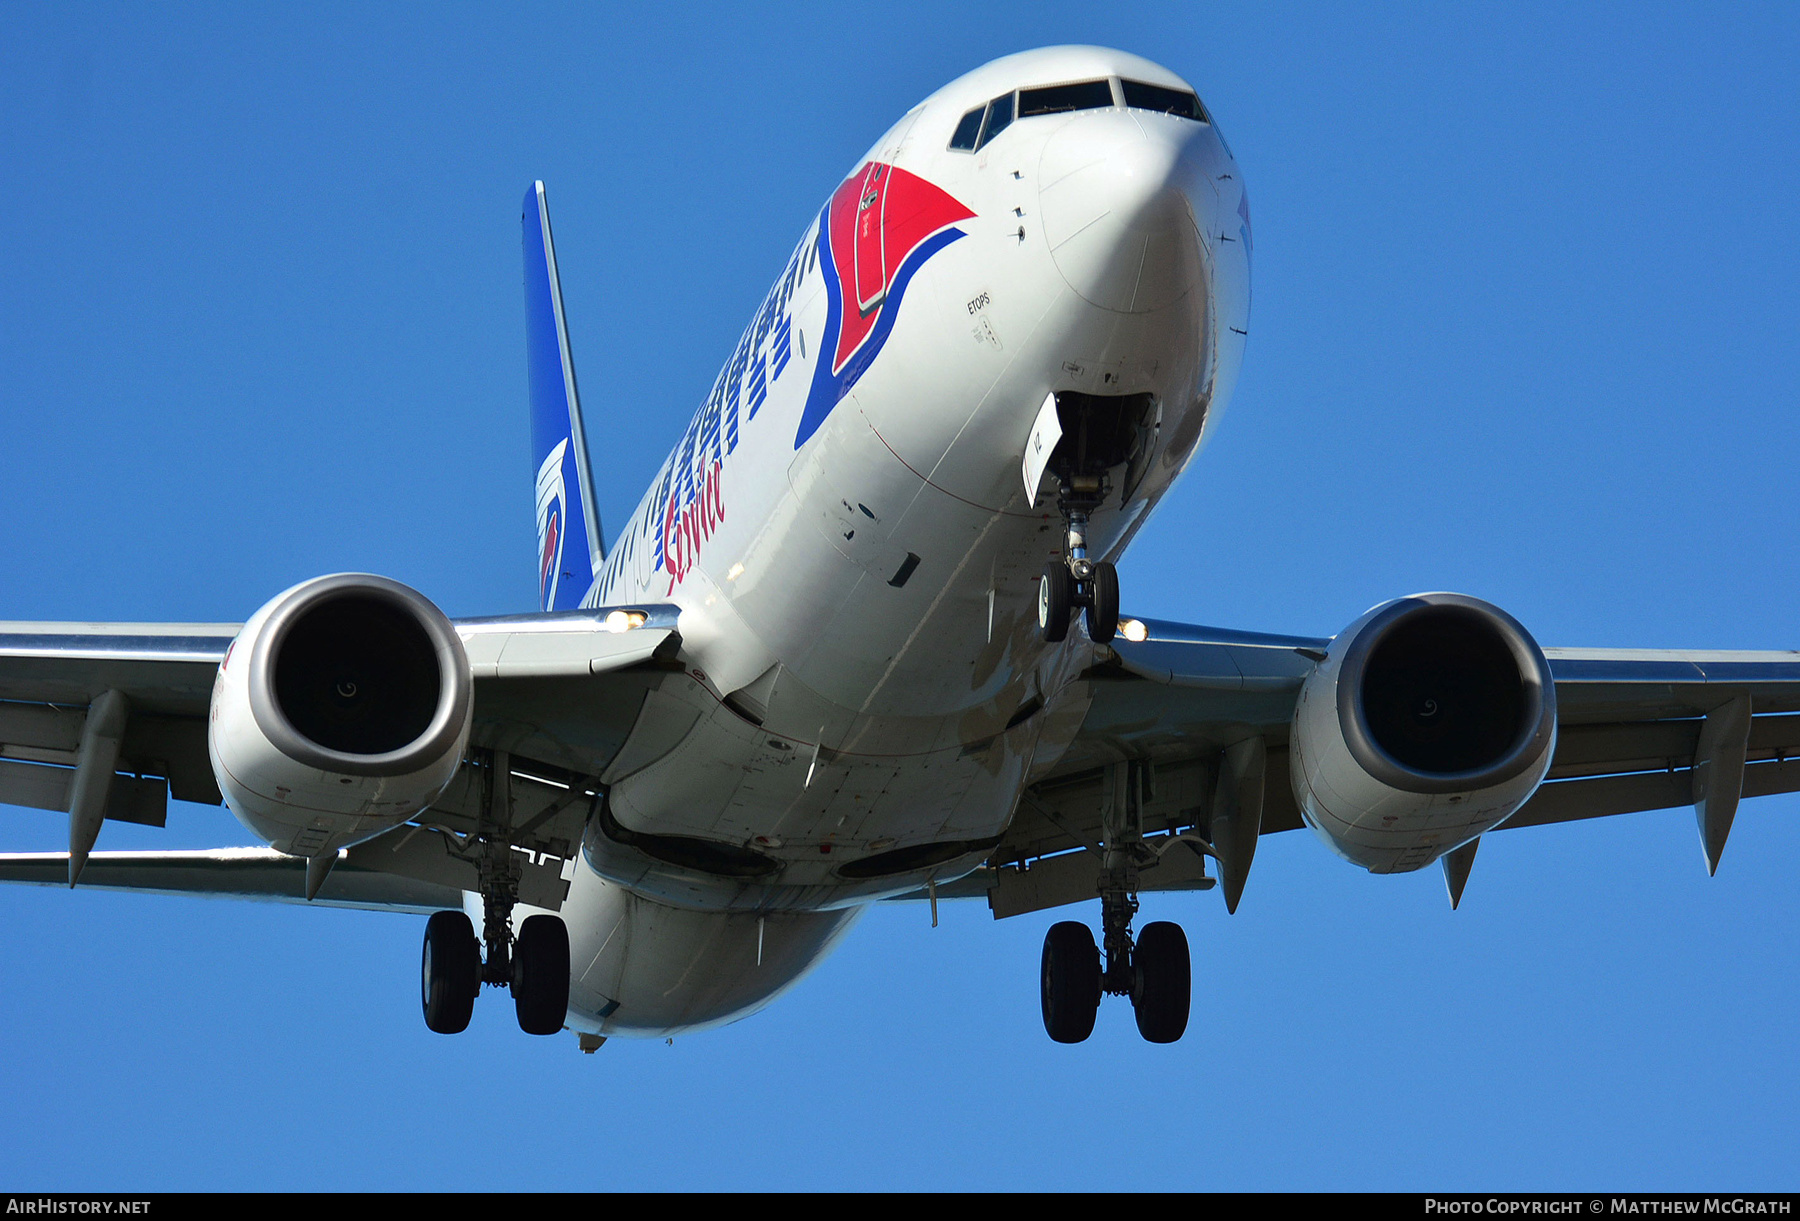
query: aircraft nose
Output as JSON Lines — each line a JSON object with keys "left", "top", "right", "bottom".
{"left": 1037, "top": 113, "right": 1211, "bottom": 313}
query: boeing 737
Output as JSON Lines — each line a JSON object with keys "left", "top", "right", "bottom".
{"left": 5, "top": 45, "right": 1799, "bottom": 1047}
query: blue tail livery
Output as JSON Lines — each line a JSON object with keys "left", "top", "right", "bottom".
{"left": 523, "top": 181, "right": 603, "bottom": 611}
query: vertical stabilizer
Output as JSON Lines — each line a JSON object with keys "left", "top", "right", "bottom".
{"left": 523, "top": 181, "right": 604, "bottom": 611}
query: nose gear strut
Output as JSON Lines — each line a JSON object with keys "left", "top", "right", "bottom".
{"left": 1033, "top": 389, "right": 1150, "bottom": 646}
{"left": 1039, "top": 472, "right": 1120, "bottom": 644}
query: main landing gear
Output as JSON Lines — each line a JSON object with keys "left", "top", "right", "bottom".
{"left": 1041, "top": 905, "right": 1191, "bottom": 1044}
{"left": 420, "top": 910, "right": 570, "bottom": 1036}
{"left": 420, "top": 749, "right": 571, "bottom": 1036}
{"left": 1039, "top": 759, "right": 1192, "bottom": 1044}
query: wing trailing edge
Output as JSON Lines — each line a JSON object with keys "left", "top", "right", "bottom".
{"left": 0, "top": 849, "right": 462, "bottom": 913}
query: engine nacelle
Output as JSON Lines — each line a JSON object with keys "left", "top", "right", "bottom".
{"left": 1290, "top": 592, "right": 1556, "bottom": 874}
{"left": 209, "top": 573, "right": 472, "bottom": 858}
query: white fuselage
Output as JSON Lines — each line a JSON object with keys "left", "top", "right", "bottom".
{"left": 513, "top": 47, "right": 1251, "bottom": 1037}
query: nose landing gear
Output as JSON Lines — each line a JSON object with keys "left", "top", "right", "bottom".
{"left": 1039, "top": 485, "right": 1121, "bottom": 645}
{"left": 1032, "top": 389, "right": 1154, "bottom": 646}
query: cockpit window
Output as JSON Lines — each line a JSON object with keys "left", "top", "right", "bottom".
{"left": 954, "top": 76, "right": 1167, "bottom": 154}
{"left": 1017, "top": 80, "right": 1114, "bottom": 118}
{"left": 948, "top": 105, "right": 984, "bottom": 151}
{"left": 1121, "top": 80, "right": 1208, "bottom": 122}
{"left": 975, "top": 92, "right": 1014, "bottom": 150}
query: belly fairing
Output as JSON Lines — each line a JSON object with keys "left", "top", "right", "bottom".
{"left": 588, "top": 644, "right": 1089, "bottom": 912}
{"left": 546, "top": 867, "right": 866, "bottom": 1038}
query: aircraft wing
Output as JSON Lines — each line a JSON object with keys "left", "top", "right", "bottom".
{"left": 0, "top": 848, "right": 462, "bottom": 913}
{"left": 972, "top": 617, "right": 1800, "bottom": 917}
{"left": 0, "top": 607, "right": 681, "bottom": 909}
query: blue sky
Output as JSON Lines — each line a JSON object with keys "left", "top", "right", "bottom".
{"left": 2, "top": 1, "right": 1799, "bottom": 1191}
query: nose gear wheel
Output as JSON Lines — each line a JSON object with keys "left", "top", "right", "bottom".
{"left": 1038, "top": 465, "right": 1122, "bottom": 644}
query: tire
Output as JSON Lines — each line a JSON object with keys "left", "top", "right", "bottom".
{"left": 1086, "top": 561, "right": 1119, "bottom": 644}
{"left": 512, "top": 914, "right": 572, "bottom": 1036}
{"left": 421, "top": 910, "right": 480, "bottom": 1035}
{"left": 1131, "top": 920, "right": 1191, "bottom": 1044}
{"left": 1040, "top": 921, "right": 1101, "bottom": 1043}
{"left": 1039, "top": 562, "right": 1073, "bottom": 644}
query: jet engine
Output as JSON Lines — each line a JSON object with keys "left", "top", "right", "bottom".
{"left": 208, "top": 573, "right": 472, "bottom": 858}
{"left": 1289, "top": 592, "right": 1556, "bottom": 873}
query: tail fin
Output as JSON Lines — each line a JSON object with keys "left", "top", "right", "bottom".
{"left": 523, "top": 181, "right": 604, "bottom": 611}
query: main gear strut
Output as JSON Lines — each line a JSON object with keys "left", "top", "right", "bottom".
{"left": 419, "top": 749, "right": 570, "bottom": 1036}
{"left": 1038, "top": 759, "right": 1191, "bottom": 1043}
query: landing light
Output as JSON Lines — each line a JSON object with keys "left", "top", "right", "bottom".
{"left": 1120, "top": 619, "right": 1148, "bottom": 643}
{"left": 603, "top": 610, "right": 647, "bottom": 633}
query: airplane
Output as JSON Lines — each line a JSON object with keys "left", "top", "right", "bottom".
{"left": 3, "top": 43, "right": 1798, "bottom": 1048}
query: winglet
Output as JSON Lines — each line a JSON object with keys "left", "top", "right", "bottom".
{"left": 523, "top": 182, "right": 604, "bottom": 611}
